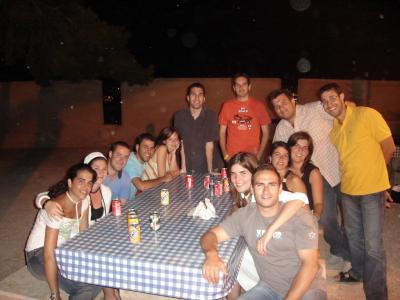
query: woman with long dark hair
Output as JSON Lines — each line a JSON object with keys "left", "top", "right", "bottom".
{"left": 143, "top": 126, "right": 181, "bottom": 180}
{"left": 288, "top": 131, "right": 324, "bottom": 220}
{"left": 270, "top": 141, "right": 307, "bottom": 194}
{"left": 26, "top": 163, "right": 100, "bottom": 300}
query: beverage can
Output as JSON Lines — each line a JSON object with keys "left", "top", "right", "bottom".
{"left": 127, "top": 210, "right": 140, "bottom": 244}
{"left": 149, "top": 212, "right": 160, "bottom": 231}
{"left": 209, "top": 177, "right": 215, "bottom": 197}
{"left": 221, "top": 168, "right": 228, "bottom": 179}
{"left": 161, "top": 189, "right": 170, "bottom": 205}
{"left": 203, "top": 175, "right": 210, "bottom": 189}
{"left": 215, "top": 180, "right": 222, "bottom": 197}
{"left": 186, "top": 174, "right": 194, "bottom": 190}
{"left": 223, "top": 177, "right": 230, "bottom": 193}
{"left": 112, "top": 199, "right": 122, "bottom": 216}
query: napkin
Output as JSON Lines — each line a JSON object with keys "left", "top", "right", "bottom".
{"left": 188, "top": 198, "right": 217, "bottom": 220}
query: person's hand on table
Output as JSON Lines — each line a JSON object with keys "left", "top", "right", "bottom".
{"left": 384, "top": 190, "right": 394, "bottom": 209}
{"left": 45, "top": 201, "right": 64, "bottom": 220}
{"left": 202, "top": 252, "right": 227, "bottom": 284}
{"left": 162, "top": 171, "right": 179, "bottom": 183}
{"left": 256, "top": 228, "right": 273, "bottom": 256}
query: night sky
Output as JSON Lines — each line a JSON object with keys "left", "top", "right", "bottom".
{"left": 86, "top": 0, "right": 400, "bottom": 81}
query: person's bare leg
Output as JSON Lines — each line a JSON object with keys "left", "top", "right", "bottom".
{"left": 103, "top": 287, "right": 119, "bottom": 300}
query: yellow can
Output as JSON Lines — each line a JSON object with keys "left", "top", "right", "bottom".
{"left": 128, "top": 211, "right": 141, "bottom": 244}
{"left": 160, "top": 189, "right": 170, "bottom": 205}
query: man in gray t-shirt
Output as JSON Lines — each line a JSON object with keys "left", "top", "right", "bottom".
{"left": 201, "top": 165, "right": 326, "bottom": 300}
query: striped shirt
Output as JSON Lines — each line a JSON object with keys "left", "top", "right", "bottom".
{"left": 273, "top": 101, "right": 340, "bottom": 187}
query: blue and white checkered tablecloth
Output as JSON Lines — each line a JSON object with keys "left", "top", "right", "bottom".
{"left": 55, "top": 174, "right": 246, "bottom": 300}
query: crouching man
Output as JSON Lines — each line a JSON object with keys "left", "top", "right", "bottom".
{"left": 201, "top": 164, "right": 326, "bottom": 300}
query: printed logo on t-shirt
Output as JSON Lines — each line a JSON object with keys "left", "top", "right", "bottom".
{"left": 272, "top": 231, "right": 282, "bottom": 240}
{"left": 256, "top": 229, "right": 265, "bottom": 238}
{"left": 239, "top": 107, "right": 248, "bottom": 113}
{"left": 308, "top": 231, "right": 317, "bottom": 240}
{"left": 231, "top": 114, "right": 253, "bottom": 130}
{"left": 256, "top": 229, "right": 283, "bottom": 240}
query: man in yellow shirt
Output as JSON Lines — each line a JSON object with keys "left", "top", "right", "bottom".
{"left": 319, "top": 83, "right": 395, "bottom": 300}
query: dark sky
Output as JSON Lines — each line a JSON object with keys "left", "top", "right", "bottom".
{"left": 86, "top": 0, "right": 400, "bottom": 81}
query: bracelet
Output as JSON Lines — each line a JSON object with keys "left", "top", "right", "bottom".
{"left": 224, "top": 154, "right": 230, "bottom": 161}
{"left": 49, "top": 291, "right": 59, "bottom": 300}
{"left": 42, "top": 199, "right": 50, "bottom": 209}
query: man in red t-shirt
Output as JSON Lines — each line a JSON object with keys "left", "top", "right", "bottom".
{"left": 219, "top": 73, "right": 271, "bottom": 162}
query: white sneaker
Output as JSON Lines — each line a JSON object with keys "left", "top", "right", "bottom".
{"left": 342, "top": 260, "right": 352, "bottom": 272}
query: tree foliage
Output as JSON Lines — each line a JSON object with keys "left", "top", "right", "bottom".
{"left": 0, "top": 0, "right": 152, "bottom": 85}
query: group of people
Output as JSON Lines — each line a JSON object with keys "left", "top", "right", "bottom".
{"left": 200, "top": 78, "right": 395, "bottom": 300}
{"left": 25, "top": 73, "right": 395, "bottom": 300}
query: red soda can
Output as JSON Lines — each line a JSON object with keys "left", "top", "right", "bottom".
{"left": 186, "top": 174, "right": 194, "bottom": 190}
{"left": 112, "top": 199, "right": 122, "bottom": 216}
{"left": 221, "top": 168, "right": 228, "bottom": 179}
{"left": 215, "top": 180, "right": 222, "bottom": 197}
{"left": 203, "top": 175, "right": 210, "bottom": 189}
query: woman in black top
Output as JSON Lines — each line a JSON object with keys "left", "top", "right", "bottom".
{"left": 288, "top": 131, "right": 324, "bottom": 220}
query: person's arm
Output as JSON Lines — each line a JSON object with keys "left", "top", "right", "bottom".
{"left": 257, "top": 200, "right": 306, "bottom": 256}
{"left": 44, "top": 227, "right": 62, "bottom": 300}
{"left": 180, "top": 140, "right": 187, "bottom": 173}
{"left": 201, "top": 226, "right": 230, "bottom": 284}
{"left": 284, "top": 248, "right": 319, "bottom": 300}
{"left": 257, "top": 177, "right": 307, "bottom": 255}
{"left": 309, "top": 168, "right": 324, "bottom": 220}
{"left": 205, "top": 141, "right": 214, "bottom": 173}
{"left": 169, "top": 146, "right": 179, "bottom": 172}
{"left": 35, "top": 192, "right": 64, "bottom": 219}
{"left": 257, "top": 124, "right": 270, "bottom": 162}
{"left": 219, "top": 125, "right": 229, "bottom": 161}
{"left": 79, "top": 206, "right": 89, "bottom": 231}
{"left": 156, "top": 146, "right": 168, "bottom": 177}
{"left": 132, "top": 173, "right": 175, "bottom": 192}
{"left": 380, "top": 136, "right": 396, "bottom": 164}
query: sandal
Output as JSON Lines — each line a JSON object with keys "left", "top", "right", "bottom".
{"left": 337, "top": 271, "right": 360, "bottom": 283}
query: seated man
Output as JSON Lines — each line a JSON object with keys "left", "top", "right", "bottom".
{"left": 201, "top": 164, "right": 326, "bottom": 300}
{"left": 124, "top": 133, "right": 176, "bottom": 200}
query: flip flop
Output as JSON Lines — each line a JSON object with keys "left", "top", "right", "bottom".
{"left": 337, "top": 271, "right": 360, "bottom": 283}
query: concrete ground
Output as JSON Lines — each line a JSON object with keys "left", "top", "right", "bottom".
{"left": 0, "top": 148, "right": 399, "bottom": 299}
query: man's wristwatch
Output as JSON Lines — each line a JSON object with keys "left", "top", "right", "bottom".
{"left": 49, "top": 291, "right": 59, "bottom": 300}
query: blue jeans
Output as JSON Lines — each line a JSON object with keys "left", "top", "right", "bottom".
{"left": 26, "top": 248, "right": 101, "bottom": 300}
{"left": 237, "top": 281, "right": 327, "bottom": 300}
{"left": 342, "top": 192, "right": 387, "bottom": 300}
{"left": 319, "top": 179, "right": 350, "bottom": 260}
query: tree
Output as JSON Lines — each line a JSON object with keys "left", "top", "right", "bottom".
{"left": 0, "top": 0, "right": 152, "bottom": 85}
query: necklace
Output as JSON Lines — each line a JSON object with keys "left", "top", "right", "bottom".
{"left": 66, "top": 191, "right": 80, "bottom": 204}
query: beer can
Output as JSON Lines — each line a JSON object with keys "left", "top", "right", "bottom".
{"left": 221, "top": 168, "right": 228, "bottom": 179}
{"left": 215, "top": 180, "right": 222, "bottom": 197}
{"left": 127, "top": 211, "right": 140, "bottom": 244}
{"left": 203, "top": 175, "right": 210, "bottom": 189}
{"left": 149, "top": 212, "right": 160, "bottom": 231}
{"left": 186, "top": 174, "right": 194, "bottom": 190}
{"left": 112, "top": 199, "right": 122, "bottom": 216}
{"left": 161, "top": 189, "right": 170, "bottom": 205}
{"left": 223, "top": 177, "right": 230, "bottom": 193}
